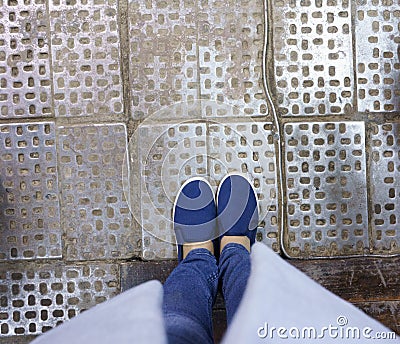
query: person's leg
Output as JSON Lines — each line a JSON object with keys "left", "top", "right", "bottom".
{"left": 163, "top": 178, "right": 219, "bottom": 344}
{"left": 218, "top": 242, "right": 251, "bottom": 325}
{"left": 216, "top": 173, "right": 258, "bottom": 325}
{"left": 163, "top": 248, "right": 218, "bottom": 344}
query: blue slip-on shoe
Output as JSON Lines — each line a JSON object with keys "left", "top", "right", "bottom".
{"left": 216, "top": 173, "right": 259, "bottom": 246}
{"left": 173, "top": 177, "right": 218, "bottom": 261}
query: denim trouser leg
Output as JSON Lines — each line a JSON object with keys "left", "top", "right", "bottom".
{"left": 163, "top": 248, "right": 218, "bottom": 344}
{"left": 219, "top": 243, "right": 251, "bottom": 325}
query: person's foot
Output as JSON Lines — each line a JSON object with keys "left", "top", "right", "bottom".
{"left": 216, "top": 173, "right": 259, "bottom": 253}
{"left": 173, "top": 177, "right": 217, "bottom": 261}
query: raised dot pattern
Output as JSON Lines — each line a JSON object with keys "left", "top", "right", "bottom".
{"left": 0, "top": 122, "right": 61, "bottom": 260}
{"left": 50, "top": 0, "right": 123, "bottom": 117}
{"left": 58, "top": 124, "right": 135, "bottom": 261}
{"left": 0, "top": 262, "right": 118, "bottom": 336}
{"left": 129, "top": 0, "right": 199, "bottom": 119}
{"left": 207, "top": 122, "right": 278, "bottom": 250}
{"left": 198, "top": 0, "right": 268, "bottom": 116}
{"left": 139, "top": 123, "right": 208, "bottom": 259}
{"left": 0, "top": 0, "right": 52, "bottom": 118}
{"left": 272, "top": 0, "right": 354, "bottom": 116}
{"left": 284, "top": 122, "right": 369, "bottom": 257}
{"left": 356, "top": 0, "right": 400, "bottom": 112}
{"left": 370, "top": 123, "right": 400, "bottom": 253}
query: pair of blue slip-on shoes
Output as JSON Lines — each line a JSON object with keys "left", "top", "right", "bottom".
{"left": 173, "top": 174, "right": 259, "bottom": 261}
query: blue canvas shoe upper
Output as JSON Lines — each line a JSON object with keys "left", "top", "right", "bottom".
{"left": 216, "top": 174, "right": 259, "bottom": 246}
{"left": 173, "top": 178, "right": 217, "bottom": 261}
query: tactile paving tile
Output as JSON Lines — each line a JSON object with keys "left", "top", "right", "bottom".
{"left": 283, "top": 122, "right": 369, "bottom": 257}
{"left": 370, "top": 123, "right": 400, "bottom": 254}
{"left": 50, "top": 0, "right": 123, "bottom": 117}
{"left": 133, "top": 122, "right": 208, "bottom": 259}
{"left": 58, "top": 124, "right": 137, "bottom": 261}
{"left": 0, "top": 0, "right": 52, "bottom": 118}
{"left": 207, "top": 121, "right": 279, "bottom": 251}
{"left": 0, "top": 262, "right": 118, "bottom": 336}
{"left": 355, "top": 0, "right": 400, "bottom": 112}
{"left": 198, "top": 0, "right": 268, "bottom": 117}
{"left": 272, "top": 0, "right": 354, "bottom": 116}
{"left": 128, "top": 0, "right": 199, "bottom": 119}
{"left": 0, "top": 122, "right": 61, "bottom": 260}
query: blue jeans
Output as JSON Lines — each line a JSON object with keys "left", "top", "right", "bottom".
{"left": 163, "top": 243, "right": 250, "bottom": 344}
